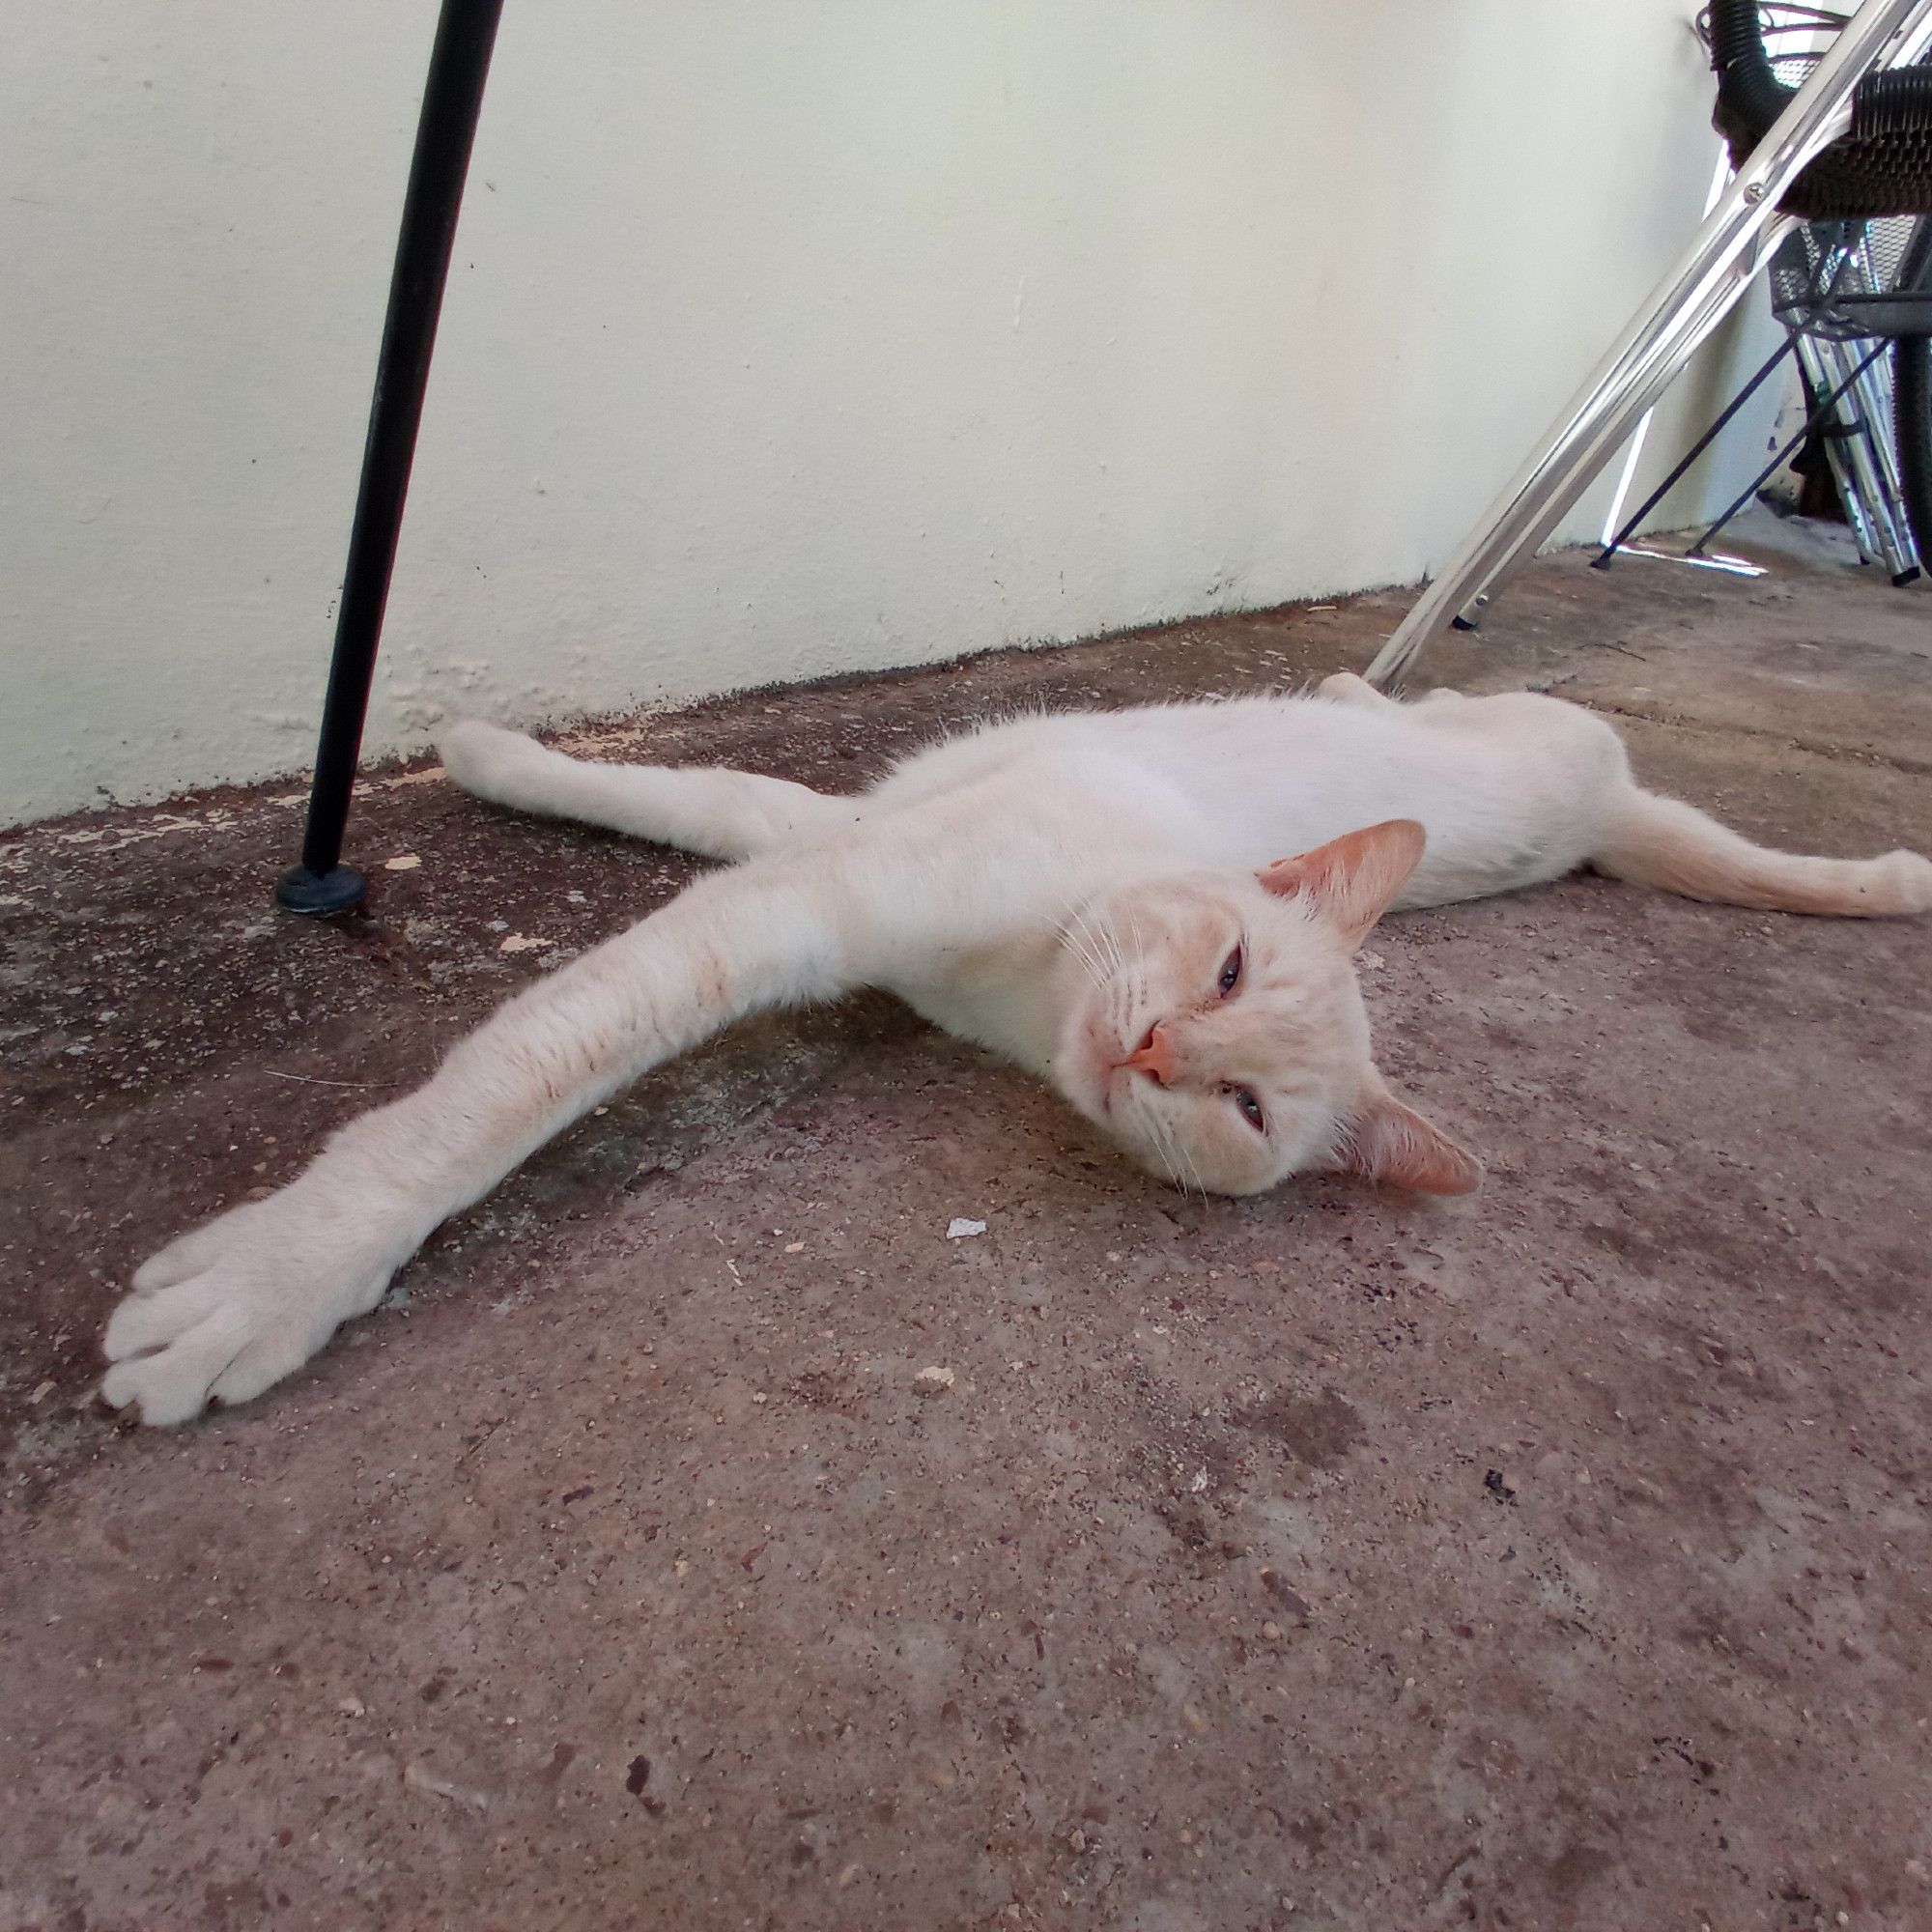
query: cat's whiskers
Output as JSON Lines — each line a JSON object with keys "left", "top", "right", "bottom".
{"left": 1104, "top": 906, "right": 1203, "bottom": 1197}
{"left": 1074, "top": 905, "right": 1122, "bottom": 988}
{"left": 1055, "top": 917, "right": 1108, "bottom": 992}
{"left": 1126, "top": 1083, "right": 1181, "bottom": 1191}
{"left": 1149, "top": 1108, "right": 1188, "bottom": 1195}
{"left": 1100, "top": 914, "right": 1127, "bottom": 977}
{"left": 1125, "top": 911, "right": 1155, "bottom": 1015}
{"left": 1161, "top": 1122, "right": 1203, "bottom": 1202}
{"left": 1135, "top": 1099, "right": 1183, "bottom": 1192}
{"left": 1070, "top": 902, "right": 1124, "bottom": 984}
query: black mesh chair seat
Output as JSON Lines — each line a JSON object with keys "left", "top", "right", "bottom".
{"left": 1711, "top": 0, "right": 1932, "bottom": 216}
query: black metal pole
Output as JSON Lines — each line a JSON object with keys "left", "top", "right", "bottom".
{"left": 1592, "top": 337, "right": 1796, "bottom": 568}
{"left": 276, "top": 0, "right": 505, "bottom": 915}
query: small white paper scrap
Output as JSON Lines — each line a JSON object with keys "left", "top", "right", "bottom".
{"left": 946, "top": 1218, "right": 986, "bottom": 1240}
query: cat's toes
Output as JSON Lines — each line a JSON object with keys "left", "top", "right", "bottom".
{"left": 102, "top": 1267, "right": 356, "bottom": 1427}
{"left": 130, "top": 1210, "right": 249, "bottom": 1294}
{"left": 102, "top": 1196, "right": 396, "bottom": 1426}
{"left": 102, "top": 1292, "right": 265, "bottom": 1428}
{"left": 203, "top": 1322, "right": 340, "bottom": 1413}
{"left": 104, "top": 1271, "right": 229, "bottom": 1359}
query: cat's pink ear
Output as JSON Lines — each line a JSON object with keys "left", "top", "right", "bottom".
{"left": 1334, "top": 1085, "right": 1482, "bottom": 1196}
{"left": 1259, "top": 819, "right": 1426, "bottom": 950}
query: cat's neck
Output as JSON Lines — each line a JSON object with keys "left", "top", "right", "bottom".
{"left": 893, "top": 926, "right": 1075, "bottom": 1078}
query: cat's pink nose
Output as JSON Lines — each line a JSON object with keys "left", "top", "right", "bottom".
{"left": 1121, "top": 1022, "right": 1177, "bottom": 1087}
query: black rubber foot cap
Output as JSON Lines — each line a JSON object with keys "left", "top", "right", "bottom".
{"left": 274, "top": 864, "right": 367, "bottom": 916}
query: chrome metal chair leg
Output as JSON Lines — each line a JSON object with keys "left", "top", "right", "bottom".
{"left": 1364, "top": 0, "right": 1932, "bottom": 690}
{"left": 1800, "top": 330, "right": 1922, "bottom": 578}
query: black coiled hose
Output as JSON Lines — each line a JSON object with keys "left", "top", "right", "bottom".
{"left": 1706, "top": 0, "right": 1932, "bottom": 218}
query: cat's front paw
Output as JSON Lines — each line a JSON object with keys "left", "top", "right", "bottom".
{"left": 101, "top": 1191, "right": 403, "bottom": 1426}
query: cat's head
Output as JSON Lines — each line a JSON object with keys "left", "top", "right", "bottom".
{"left": 1049, "top": 820, "right": 1480, "bottom": 1199}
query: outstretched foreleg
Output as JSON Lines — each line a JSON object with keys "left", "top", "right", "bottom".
{"left": 101, "top": 793, "right": 1095, "bottom": 1424}
{"left": 101, "top": 851, "right": 867, "bottom": 1423}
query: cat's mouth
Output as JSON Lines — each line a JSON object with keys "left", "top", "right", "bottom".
{"left": 1082, "top": 1021, "right": 1143, "bottom": 1117}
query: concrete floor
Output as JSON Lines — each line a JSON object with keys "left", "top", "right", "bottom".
{"left": 2, "top": 512, "right": 1929, "bottom": 1932}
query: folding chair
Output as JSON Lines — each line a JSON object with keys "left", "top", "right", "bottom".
{"left": 1363, "top": 0, "right": 1932, "bottom": 690}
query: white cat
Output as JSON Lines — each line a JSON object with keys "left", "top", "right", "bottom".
{"left": 100, "top": 673, "right": 1932, "bottom": 1426}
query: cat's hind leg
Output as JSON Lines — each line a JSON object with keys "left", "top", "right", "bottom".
{"left": 440, "top": 720, "right": 855, "bottom": 860}
{"left": 1318, "top": 670, "right": 1475, "bottom": 713}
{"left": 1591, "top": 787, "right": 1932, "bottom": 916}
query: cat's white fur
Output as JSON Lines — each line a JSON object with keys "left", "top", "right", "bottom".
{"left": 101, "top": 674, "right": 1932, "bottom": 1425}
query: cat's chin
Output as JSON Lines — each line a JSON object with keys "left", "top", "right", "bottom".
{"left": 1050, "top": 1064, "right": 1116, "bottom": 1136}
{"left": 1047, "top": 1014, "right": 1128, "bottom": 1122}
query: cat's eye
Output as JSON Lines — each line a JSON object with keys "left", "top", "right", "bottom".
{"left": 1230, "top": 1085, "right": 1266, "bottom": 1132}
{"left": 1216, "top": 945, "right": 1243, "bottom": 998}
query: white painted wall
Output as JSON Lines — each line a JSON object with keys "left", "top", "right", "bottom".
{"left": 1, "top": 1, "right": 1780, "bottom": 826}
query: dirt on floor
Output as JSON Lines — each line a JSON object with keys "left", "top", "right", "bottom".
{"left": 2, "top": 512, "right": 1929, "bottom": 1932}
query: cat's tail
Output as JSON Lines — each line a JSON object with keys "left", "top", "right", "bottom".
{"left": 1590, "top": 788, "right": 1932, "bottom": 917}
